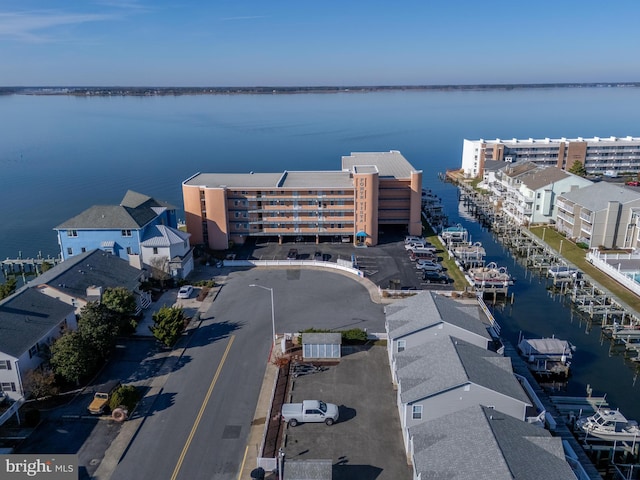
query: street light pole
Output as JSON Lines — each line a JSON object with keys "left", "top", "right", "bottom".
{"left": 249, "top": 284, "right": 276, "bottom": 345}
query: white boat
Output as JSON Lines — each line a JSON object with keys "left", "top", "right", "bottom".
{"left": 548, "top": 265, "right": 579, "bottom": 278}
{"left": 576, "top": 408, "right": 640, "bottom": 442}
{"left": 440, "top": 224, "right": 468, "bottom": 242}
{"left": 468, "top": 262, "right": 514, "bottom": 286}
{"left": 517, "top": 336, "right": 573, "bottom": 378}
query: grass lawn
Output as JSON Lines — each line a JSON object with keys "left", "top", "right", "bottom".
{"left": 423, "top": 222, "right": 469, "bottom": 290}
{"left": 529, "top": 226, "right": 640, "bottom": 313}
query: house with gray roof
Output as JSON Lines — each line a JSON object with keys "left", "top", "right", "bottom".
{"left": 28, "top": 249, "right": 151, "bottom": 315}
{"left": 556, "top": 181, "right": 640, "bottom": 249}
{"left": 0, "top": 288, "right": 76, "bottom": 401}
{"left": 394, "top": 336, "right": 531, "bottom": 452}
{"left": 385, "top": 292, "right": 494, "bottom": 365}
{"left": 408, "top": 405, "right": 576, "bottom": 480}
{"left": 54, "top": 190, "right": 193, "bottom": 279}
{"left": 490, "top": 163, "right": 592, "bottom": 226}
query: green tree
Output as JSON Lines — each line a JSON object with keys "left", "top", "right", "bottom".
{"left": 150, "top": 306, "right": 186, "bottom": 347}
{"left": 78, "top": 302, "right": 117, "bottom": 360}
{"left": 50, "top": 331, "right": 97, "bottom": 384}
{"left": 568, "top": 160, "right": 587, "bottom": 177}
{"left": 102, "top": 287, "right": 138, "bottom": 334}
{"left": 0, "top": 278, "right": 17, "bottom": 300}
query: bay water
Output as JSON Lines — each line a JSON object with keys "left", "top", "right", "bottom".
{"left": 1, "top": 87, "right": 640, "bottom": 418}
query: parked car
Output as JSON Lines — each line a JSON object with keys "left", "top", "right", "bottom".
{"left": 405, "top": 236, "right": 425, "bottom": 244}
{"left": 314, "top": 251, "right": 322, "bottom": 260}
{"left": 281, "top": 400, "right": 339, "bottom": 426}
{"left": 405, "top": 241, "right": 429, "bottom": 251}
{"left": 287, "top": 248, "right": 298, "bottom": 259}
{"left": 177, "top": 285, "right": 194, "bottom": 299}
{"left": 422, "top": 271, "right": 450, "bottom": 284}
{"left": 416, "top": 260, "right": 443, "bottom": 272}
{"left": 88, "top": 380, "right": 121, "bottom": 415}
{"left": 410, "top": 251, "right": 437, "bottom": 261}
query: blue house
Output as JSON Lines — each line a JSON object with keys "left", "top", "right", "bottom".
{"left": 54, "top": 191, "right": 193, "bottom": 279}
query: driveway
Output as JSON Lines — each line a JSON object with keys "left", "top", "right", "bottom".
{"left": 283, "top": 346, "right": 410, "bottom": 480}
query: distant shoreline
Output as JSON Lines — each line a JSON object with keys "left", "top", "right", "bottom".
{"left": 1, "top": 82, "right": 639, "bottom": 97}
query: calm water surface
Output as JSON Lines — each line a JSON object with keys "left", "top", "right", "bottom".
{"left": 2, "top": 87, "right": 640, "bottom": 417}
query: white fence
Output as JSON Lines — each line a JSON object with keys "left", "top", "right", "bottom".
{"left": 223, "top": 259, "right": 363, "bottom": 278}
{"left": 586, "top": 251, "right": 640, "bottom": 297}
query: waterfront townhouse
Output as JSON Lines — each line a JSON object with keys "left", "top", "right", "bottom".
{"left": 28, "top": 249, "right": 151, "bottom": 315}
{"left": 408, "top": 405, "right": 576, "bottom": 480}
{"left": 490, "top": 163, "right": 592, "bottom": 226}
{"left": 0, "top": 288, "right": 76, "bottom": 402}
{"left": 385, "top": 292, "right": 495, "bottom": 365}
{"left": 393, "top": 336, "right": 532, "bottom": 453}
{"left": 462, "top": 135, "right": 640, "bottom": 178}
{"left": 54, "top": 191, "right": 193, "bottom": 279}
{"left": 556, "top": 182, "right": 640, "bottom": 249}
{"left": 182, "top": 151, "right": 423, "bottom": 249}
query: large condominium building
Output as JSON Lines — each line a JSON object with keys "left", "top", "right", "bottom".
{"left": 461, "top": 136, "right": 640, "bottom": 178}
{"left": 182, "top": 151, "right": 423, "bottom": 249}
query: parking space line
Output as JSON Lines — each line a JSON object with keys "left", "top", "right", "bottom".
{"left": 170, "top": 335, "right": 235, "bottom": 480}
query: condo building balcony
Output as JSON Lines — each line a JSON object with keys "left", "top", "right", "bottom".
{"left": 556, "top": 200, "right": 574, "bottom": 214}
{"left": 579, "top": 210, "right": 593, "bottom": 223}
{"left": 556, "top": 211, "right": 575, "bottom": 225}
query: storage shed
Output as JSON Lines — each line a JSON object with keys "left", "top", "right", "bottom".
{"left": 302, "top": 333, "right": 342, "bottom": 360}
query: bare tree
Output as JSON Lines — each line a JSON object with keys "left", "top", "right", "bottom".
{"left": 149, "top": 256, "right": 171, "bottom": 289}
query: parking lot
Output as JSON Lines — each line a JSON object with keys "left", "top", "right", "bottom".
{"left": 282, "top": 346, "right": 410, "bottom": 480}
{"left": 230, "top": 229, "right": 453, "bottom": 292}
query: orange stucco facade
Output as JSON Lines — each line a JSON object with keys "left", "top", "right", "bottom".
{"left": 182, "top": 152, "right": 423, "bottom": 250}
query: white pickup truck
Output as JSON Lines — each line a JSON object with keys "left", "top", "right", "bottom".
{"left": 281, "top": 400, "right": 339, "bottom": 426}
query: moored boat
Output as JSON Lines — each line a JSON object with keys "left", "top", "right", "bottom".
{"left": 576, "top": 408, "right": 640, "bottom": 442}
{"left": 468, "top": 262, "right": 514, "bottom": 286}
{"left": 517, "top": 335, "right": 574, "bottom": 379}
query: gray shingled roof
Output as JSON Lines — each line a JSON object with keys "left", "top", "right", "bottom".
{"left": 284, "top": 459, "right": 332, "bottom": 480}
{"left": 518, "top": 166, "right": 571, "bottom": 191}
{"left": 559, "top": 181, "right": 640, "bottom": 211}
{"left": 141, "top": 225, "right": 191, "bottom": 247}
{"left": 501, "top": 161, "right": 538, "bottom": 178}
{"left": 397, "top": 337, "right": 529, "bottom": 405}
{"left": 386, "top": 292, "right": 491, "bottom": 341}
{"left": 341, "top": 151, "right": 418, "bottom": 178}
{"left": 27, "top": 249, "right": 145, "bottom": 300}
{"left": 409, "top": 405, "right": 575, "bottom": 480}
{"left": 0, "top": 288, "right": 75, "bottom": 358}
{"left": 55, "top": 191, "right": 173, "bottom": 230}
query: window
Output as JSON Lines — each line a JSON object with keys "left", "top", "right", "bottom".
{"left": 28, "top": 345, "right": 39, "bottom": 358}
{"left": 121, "top": 229, "right": 132, "bottom": 237}
{"left": 153, "top": 247, "right": 158, "bottom": 254}
{"left": 67, "top": 230, "right": 78, "bottom": 237}
{"left": 67, "top": 247, "right": 73, "bottom": 255}
{"left": 412, "top": 405, "right": 423, "bottom": 420}
{"left": 81, "top": 247, "right": 86, "bottom": 253}
{"left": 397, "top": 340, "right": 406, "bottom": 353}
{"left": 1, "top": 382, "right": 16, "bottom": 392}
{"left": 126, "top": 247, "right": 133, "bottom": 255}
{"left": 0, "top": 360, "right": 11, "bottom": 370}
{"left": 536, "top": 205, "right": 540, "bottom": 211}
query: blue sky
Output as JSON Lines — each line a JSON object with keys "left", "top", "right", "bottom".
{"left": 2, "top": 0, "right": 640, "bottom": 86}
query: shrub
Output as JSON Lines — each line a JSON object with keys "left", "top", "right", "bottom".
{"left": 576, "top": 242, "right": 589, "bottom": 249}
{"left": 109, "top": 385, "right": 140, "bottom": 412}
{"left": 342, "top": 328, "right": 368, "bottom": 343}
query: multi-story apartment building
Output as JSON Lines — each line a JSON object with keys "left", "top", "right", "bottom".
{"left": 182, "top": 151, "right": 423, "bottom": 249}
{"left": 486, "top": 163, "right": 592, "bottom": 226}
{"left": 556, "top": 182, "right": 640, "bottom": 249}
{"left": 462, "top": 135, "right": 640, "bottom": 178}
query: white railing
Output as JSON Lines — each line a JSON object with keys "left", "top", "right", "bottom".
{"left": 223, "top": 259, "right": 364, "bottom": 278}
{"left": 587, "top": 251, "right": 640, "bottom": 297}
{"left": 0, "top": 397, "right": 24, "bottom": 426}
{"left": 477, "top": 296, "right": 501, "bottom": 336}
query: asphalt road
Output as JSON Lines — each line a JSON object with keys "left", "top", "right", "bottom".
{"left": 111, "top": 268, "right": 385, "bottom": 480}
